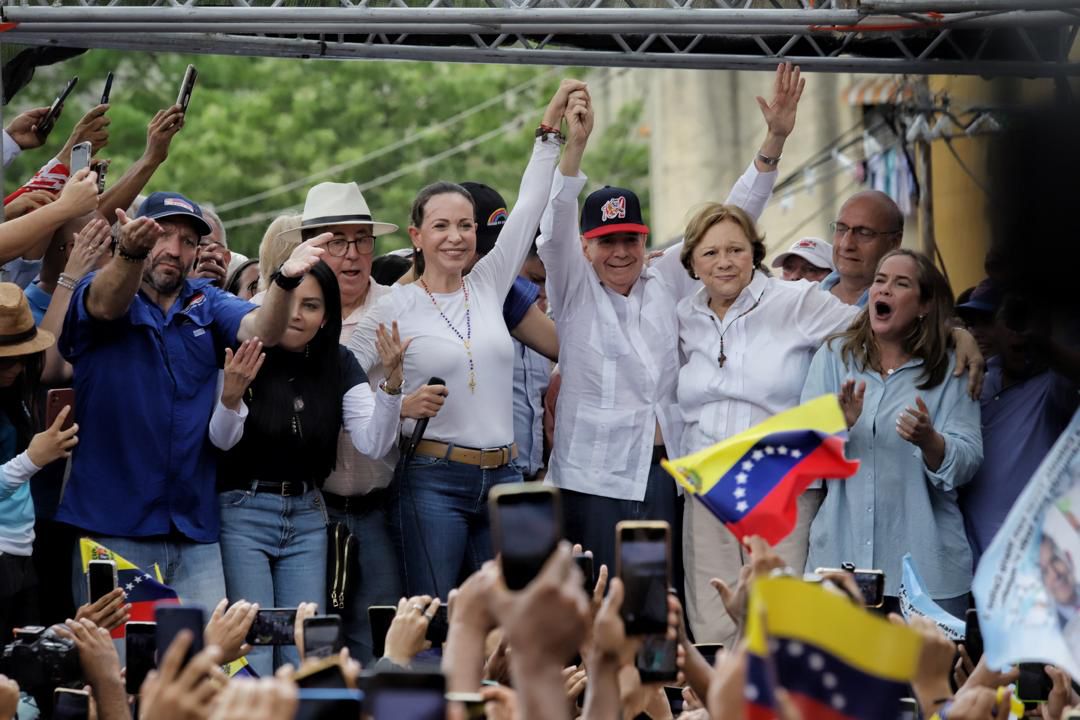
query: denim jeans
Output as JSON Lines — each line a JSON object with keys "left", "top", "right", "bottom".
{"left": 71, "top": 535, "right": 227, "bottom": 611}
{"left": 394, "top": 455, "right": 521, "bottom": 600}
{"left": 218, "top": 487, "right": 328, "bottom": 677}
{"left": 325, "top": 490, "right": 403, "bottom": 665}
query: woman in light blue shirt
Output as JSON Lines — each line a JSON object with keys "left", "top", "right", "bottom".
{"left": 801, "top": 249, "right": 982, "bottom": 617}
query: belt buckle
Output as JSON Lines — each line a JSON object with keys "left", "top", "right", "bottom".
{"left": 479, "top": 447, "right": 505, "bottom": 470}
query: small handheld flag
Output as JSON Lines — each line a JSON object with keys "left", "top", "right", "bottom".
{"left": 80, "top": 538, "right": 179, "bottom": 638}
{"left": 662, "top": 395, "right": 859, "bottom": 545}
{"left": 746, "top": 576, "right": 923, "bottom": 720}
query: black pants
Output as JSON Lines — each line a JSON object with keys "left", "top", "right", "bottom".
{"left": 0, "top": 552, "right": 39, "bottom": 644}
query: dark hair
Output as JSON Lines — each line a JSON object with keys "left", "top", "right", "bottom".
{"left": 829, "top": 249, "right": 955, "bottom": 390}
{"left": 1, "top": 351, "right": 44, "bottom": 452}
{"left": 409, "top": 181, "right": 475, "bottom": 277}
{"left": 371, "top": 254, "right": 412, "bottom": 286}
{"left": 224, "top": 258, "right": 258, "bottom": 297}
{"left": 244, "top": 261, "right": 345, "bottom": 481}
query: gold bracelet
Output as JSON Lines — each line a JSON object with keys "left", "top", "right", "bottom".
{"left": 379, "top": 380, "right": 403, "bottom": 396}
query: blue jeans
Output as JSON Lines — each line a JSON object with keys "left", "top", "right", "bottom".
{"left": 394, "top": 455, "right": 520, "bottom": 600}
{"left": 71, "top": 535, "right": 227, "bottom": 611}
{"left": 218, "top": 487, "right": 328, "bottom": 677}
{"left": 325, "top": 489, "right": 403, "bottom": 665}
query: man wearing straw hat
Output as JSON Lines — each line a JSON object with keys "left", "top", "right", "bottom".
{"left": 57, "top": 190, "right": 328, "bottom": 609}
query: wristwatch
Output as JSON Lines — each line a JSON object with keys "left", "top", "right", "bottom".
{"left": 756, "top": 152, "right": 781, "bottom": 168}
{"left": 379, "top": 379, "right": 403, "bottom": 396}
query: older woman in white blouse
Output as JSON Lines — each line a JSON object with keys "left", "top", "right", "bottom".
{"left": 676, "top": 203, "right": 858, "bottom": 644}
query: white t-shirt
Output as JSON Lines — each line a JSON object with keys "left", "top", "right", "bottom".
{"left": 349, "top": 138, "right": 559, "bottom": 449}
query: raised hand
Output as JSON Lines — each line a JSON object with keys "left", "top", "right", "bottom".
{"left": 401, "top": 383, "right": 447, "bottom": 420}
{"left": 221, "top": 339, "right": 265, "bottom": 411}
{"left": 376, "top": 321, "right": 411, "bottom": 391}
{"left": 204, "top": 599, "right": 259, "bottom": 665}
{"left": 896, "top": 396, "right": 941, "bottom": 450}
{"left": 839, "top": 378, "right": 866, "bottom": 430}
{"left": 755, "top": 62, "right": 805, "bottom": 141}
{"left": 6, "top": 106, "right": 51, "bottom": 150}
{"left": 145, "top": 105, "right": 186, "bottom": 166}
{"left": 383, "top": 595, "right": 439, "bottom": 666}
{"left": 542, "top": 79, "right": 588, "bottom": 133}
{"left": 4, "top": 189, "right": 56, "bottom": 220}
{"left": 138, "top": 631, "right": 225, "bottom": 720}
{"left": 209, "top": 677, "right": 298, "bottom": 720}
{"left": 27, "top": 405, "right": 79, "bottom": 466}
{"left": 114, "top": 208, "right": 165, "bottom": 258}
{"left": 74, "top": 587, "right": 131, "bottom": 632}
{"left": 192, "top": 243, "right": 228, "bottom": 287}
{"left": 293, "top": 602, "right": 318, "bottom": 662}
{"left": 279, "top": 232, "right": 329, "bottom": 280}
{"left": 0, "top": 674, "right": 17, "bottom": 720}
{"left": 709, "top": 535, "right": 784, "bottom": 629}
{"left": 57, "top": 167, "right": 100, "bottom": 218}
{"left": 60, "top": 104, "right": 110, "bottom": 162}
{"left": 67, "top": 216, "right": 114, "bottom": 281}
{"left": 564, "top": 88, "right": 593, "bottom": 147}
{"left": 55, "top": 618, "right": 123, "bottom": 694}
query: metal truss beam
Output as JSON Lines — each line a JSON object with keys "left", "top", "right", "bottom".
{"left": 1, "top": 2, "right": 1077, "bottom": 77}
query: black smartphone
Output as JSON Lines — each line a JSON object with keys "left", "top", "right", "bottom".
{"left": 125, "top": 621, "right": 157, "bottom": 695}
{"left": 425, "top": 604, "right": 448, "bottom": 646}
{"left": 92, "top": 160, "right": 107, "bottom": 194}
{"left": 813, "top": 566, "right": 885, "bottom": 608}
{"left": 489, "top": 484, "right": 561, "bottom": 591}
{"left": 155, "top": 605, "right": 205, "bottom": 668}
{"left": 616, "top": 521, "right": 671, "bottom": 635}
{"left": 86, "top": 559, "right": 117, "bottom": 604}
{"left": 100, "top": 72, "right": 114, "bottom": 105}
{"left": 1018, "top": 663, "right": 1053, "bottom": 706}
{"left": 636, "top": 634, "right": 678, "bottom": 683}
{"left": 303, "top": 615, "right": 343, "bottom": 659}
{"left": 368, "top": 606, "right": 396, "bottom": 659}
{"left": 964, "top": 609, "right": 984, "bottom": 664}
{"left": 176, "top": 64, "right": 198, "bottom": 112}
{"left": 574, "top": 552, "right": 595, "bottom": 595}
{"left": 70, "top": 140, "right": 92, "bottom": 176}
{"left": 295, "top": 688, "right": 363, "bottom": 720}
{"left": 366, "top": 671, "right": 446, "bottom": 720}
{"left": 53, "top": 688, "right": 90, "bottom": 720}
{"left": 37, "top": 77, "right": 78, "bottom": 140}
{"left": 295, "top": 656, "right": 349, "bottom": 690}
{"left": 246, "top": 607, "right": 296, "bottom": 646}
{"left": 693, "top": 642, "right": 724, "bottom": 667}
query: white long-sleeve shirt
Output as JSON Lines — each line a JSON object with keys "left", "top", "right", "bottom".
{"left": 540, "top": 162, "right": 777, "bottom": 502}
{"left": 349, "top": 138, "right": 560, "bottom": 448}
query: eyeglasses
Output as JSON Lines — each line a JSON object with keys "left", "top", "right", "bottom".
{"left": 829, "top": 221, "right": 901, "bottom": 243}
{"left": 326, "top": 237, "right": 375, "bottom": 257}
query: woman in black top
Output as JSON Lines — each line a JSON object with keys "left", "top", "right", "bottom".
{"left": 210, "top": 260, "right": 414, "bottom": 675}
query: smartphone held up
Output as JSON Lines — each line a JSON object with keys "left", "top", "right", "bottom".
{"left": 489, "top": 484, "right": 562, "bottom": 591}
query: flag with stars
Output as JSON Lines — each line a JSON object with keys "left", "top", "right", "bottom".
{"left": 745, "top": 576, "right": 923, "bottom": 720}
{"left": 661, "top": 395, "right": 859, "bottom": 545}
{"left": 79, "top": 537, "right": 180, "bottom": 639}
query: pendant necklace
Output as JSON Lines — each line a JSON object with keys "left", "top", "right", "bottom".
{"left": 420, "top": 277, "right": 477, "bottom": 393}
{"left": 706, "top": 289, "right": 764, "bottom": 368}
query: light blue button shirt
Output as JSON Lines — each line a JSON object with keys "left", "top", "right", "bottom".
{"left": 511, "top": 338, "right": 551, "bottom": 477}
{"left": 820, "top": 271, "right": 869, "bottom": 308}
{"left": 801, "top": 341, "right": 982, "bottom": 599}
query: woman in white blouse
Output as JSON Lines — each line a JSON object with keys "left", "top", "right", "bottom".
{"left": 349, "top": 80, "right": 585, "bottom": 599}
{"left": 676, "top": 203, "right": 858, "bottom": 644}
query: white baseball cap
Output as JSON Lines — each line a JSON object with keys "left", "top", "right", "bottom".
{"left": 771, "top": 237, "right": 835, "bottom": 272}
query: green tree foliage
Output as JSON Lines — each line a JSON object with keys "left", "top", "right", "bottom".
{"left": 7, "top": 51, "right": 649, "bottom": 257}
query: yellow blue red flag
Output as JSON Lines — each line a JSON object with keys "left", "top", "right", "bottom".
{"left": 80, "top": 538, "right": 179, "bottom": 639}
{"left": 662, "top": 395, "right": 858, "bottom": 545}
{"left": 745, "top": 576, "right": 923, "bottom": 720}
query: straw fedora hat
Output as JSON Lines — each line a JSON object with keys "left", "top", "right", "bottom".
{"left": 287, "top": 182, "right": 398, "bottom": 238}
{"left": 0, "top": 283, "right": 54, "bottom": 357}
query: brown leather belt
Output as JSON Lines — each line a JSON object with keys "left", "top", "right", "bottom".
{"left": 413, "top": 439, "right": 518, "bottom": 469}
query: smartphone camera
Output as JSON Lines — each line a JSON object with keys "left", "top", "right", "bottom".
{"left": 155, "top": 605, "right": 206, "bottom": 668}
{"left": 125, "top": 622, "right": 157, "bottom": 695}
{"left": 636, "top": 635, "right": 678, "bottom": 683}
{"left": 366, "top": 671, "right": 446, "bottom": 720}
{"left": 303, "top": 615, "right": 343, "bottom": 660}
{"left": 87, "top": 559, "right": 117, "bottom": 604}
{"left": 489, "top": 484, "right": 561, "bottom": 591}
{"left": 246, "top": 608, "right": 297, "bottom": 646}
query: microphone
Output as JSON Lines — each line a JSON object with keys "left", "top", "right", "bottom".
{"left": 406, "top": 376, "right": 445, "bottom": 457}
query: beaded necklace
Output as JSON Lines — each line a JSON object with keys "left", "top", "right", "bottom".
{"left": 420, "top": 277, "right": 476, "bottom": 393}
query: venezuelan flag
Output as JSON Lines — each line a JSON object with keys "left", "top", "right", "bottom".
{"left": 747, "top": 576, "right": 923, "bottom": 720}
{"left": 80, "top": 538, "right": 180, "bottom": 639}
{"left": 661, "top": 395, "right": 858, "bottom": 545}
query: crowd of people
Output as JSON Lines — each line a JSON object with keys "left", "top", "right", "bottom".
{"left": 0, "top": 63, "right": 1075, "bottom": 720}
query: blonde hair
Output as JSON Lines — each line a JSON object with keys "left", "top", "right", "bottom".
{"left": 830, "top": 249, "right": 955, "bottom": 390}
{"left": 679, "top": 203, "right": 767, "bottom": 279}
{"left": 257, "top": 214, "right": 303, "bottom": 291}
